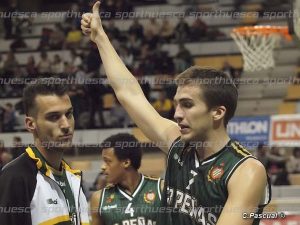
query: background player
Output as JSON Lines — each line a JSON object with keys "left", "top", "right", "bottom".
{"left": 81, "top": 2, "right": 270, "bottom": 225}
{"left": 90, "top": 133, "right": 163, "bottom": 225}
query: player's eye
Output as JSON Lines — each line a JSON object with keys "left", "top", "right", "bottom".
{"left": 182, "top": 102, "right": 193, "bottom": 108}
{"left": 47, "top": 114, "right": 60, "bottom": 121}
{"left": 104, "top": 158, "right": 111, "bottom": 164}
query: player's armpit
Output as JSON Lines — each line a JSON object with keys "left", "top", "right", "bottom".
{"left": 90, "top": 190, "right": 105, "bottom": 225}
{"left": 216, "top": 158, "right": 268, "bottom": 225}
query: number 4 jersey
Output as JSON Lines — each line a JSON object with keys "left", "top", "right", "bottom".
{"left": 99, "top": 175, "right": 162, "bottom": 225}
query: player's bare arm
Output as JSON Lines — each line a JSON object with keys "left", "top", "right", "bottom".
{"left": 91, "top": 190, "right": 105, "bottom": 225}
{"left": 160, "top": 179, "right": 165, "bottom": 192}
{"left": 81, "top": 1, "right": 180, "bottom": 153}
{"left": 216, "top": 158, "right": 267, "bottom": 225}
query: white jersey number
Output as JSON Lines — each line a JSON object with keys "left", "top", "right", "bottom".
{"left": 125, "top": 203, "right": 134, "bottom": 217}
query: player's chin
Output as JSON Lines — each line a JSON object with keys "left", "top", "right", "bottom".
{"left": 106, "top": 177, "right": 115, "bottom": 184}
{"left": 180, "top": 132, "right": 194, "bottom": 142}
{"left": 52, "top": 141, "right": 73, "bottom": 151}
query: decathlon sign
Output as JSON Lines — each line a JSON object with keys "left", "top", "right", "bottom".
{"left": 227, "top": 116, "right": 270, "bottom": 148}
{"left": 270, "top": 114, "right": 300, "bottom": 147}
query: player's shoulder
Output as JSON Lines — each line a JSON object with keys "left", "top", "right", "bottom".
{"left": 0, "top": 153, "right": 37, "bottom": 191}
{"left": 228, "top": 156, "right": 268, "bottom": 191}
{"left": 0, "top": 153, "right": 37, "bottom": 179}
{"left": 227, "top": 140, "right": 254, "bottom": 159}
{"left": 91, "top": 184, "right": 115, "bottom": 203}
{"left": 238, "top": 157, "right": 266, "bottom": 173}
{"left": 143, "top": 174, "right": 161, "bottom": 182}
{"left": 102, "top": 183, "right": 116, "bottom": 193}
{"left": 90, "top": 189, "right": 103, "bottom": 210}
{"left": 91, "top": 189, "right": 102, "bottom": 200}
{"left": 224, "top": 141, "right": 267, "bottom": 179}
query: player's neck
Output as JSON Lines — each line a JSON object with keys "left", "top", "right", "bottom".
{"left": 196, "top": 129, "right": 230, "bottom": 160}
{"left": 119, "top": 171, "right": 141, "bottom": 195}
{"left": 34, "top": 140, "right": 63, "bottom": 170}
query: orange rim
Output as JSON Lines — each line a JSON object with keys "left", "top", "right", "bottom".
{"left": 232, "top": 26, "right": 292, "bottom": 40}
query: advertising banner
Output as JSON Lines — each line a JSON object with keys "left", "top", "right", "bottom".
{"left": 227, "top": 116, "right": 270, "bottom": 148}
{"left": 270, "top": 114, "right": 300, "bottom": 147}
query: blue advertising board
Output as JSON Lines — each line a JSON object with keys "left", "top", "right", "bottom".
{"left": 227, "top": 116, "right": 270, "bottom": 149}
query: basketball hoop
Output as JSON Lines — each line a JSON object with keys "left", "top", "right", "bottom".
{"left": 231, "top": 26, "right": 291, "bottom": 72}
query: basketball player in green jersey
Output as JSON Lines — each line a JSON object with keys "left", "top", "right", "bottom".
{"left": 90, "top": 133, "right": 164, "bottom": 225}
{"left": 82, "top": 2, "right": 271, "bottom": 225}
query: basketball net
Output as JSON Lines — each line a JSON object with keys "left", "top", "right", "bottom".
{"left": 231, "top": 26, "right": 291, "bottom": 72}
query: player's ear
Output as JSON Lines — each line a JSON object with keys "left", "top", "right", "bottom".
{"left": 211, "top": 106, "right": 226, "bottom": 121}
{"left": 123, "top": 159, "right": 131, "bottom": 169}
{"left": 25, "top": 116, "right": 36, "bottom": 133}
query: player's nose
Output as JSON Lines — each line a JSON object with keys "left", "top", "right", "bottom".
{"left": 174, "top": 105, "right": 184, "bottom": 122}
{"left": 101, "top": 164, "right": 107, "bottom": 171}
{"left": 60, "top": 115, "right": 71, "bottom": 130}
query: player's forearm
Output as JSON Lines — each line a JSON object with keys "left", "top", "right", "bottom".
{"left": 94, "top": 33, "right": 142, "bottom": 95}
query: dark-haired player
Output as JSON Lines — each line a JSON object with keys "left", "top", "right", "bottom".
{"left": 90, "top": 133, "right": 163, "bottom": 225}
{"left": 0, "top": 78, "right": 89, "bottom": 225}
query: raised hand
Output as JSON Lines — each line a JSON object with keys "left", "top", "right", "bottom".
{"left": 81, "top": 1, "right": 105, "bottom": 42}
